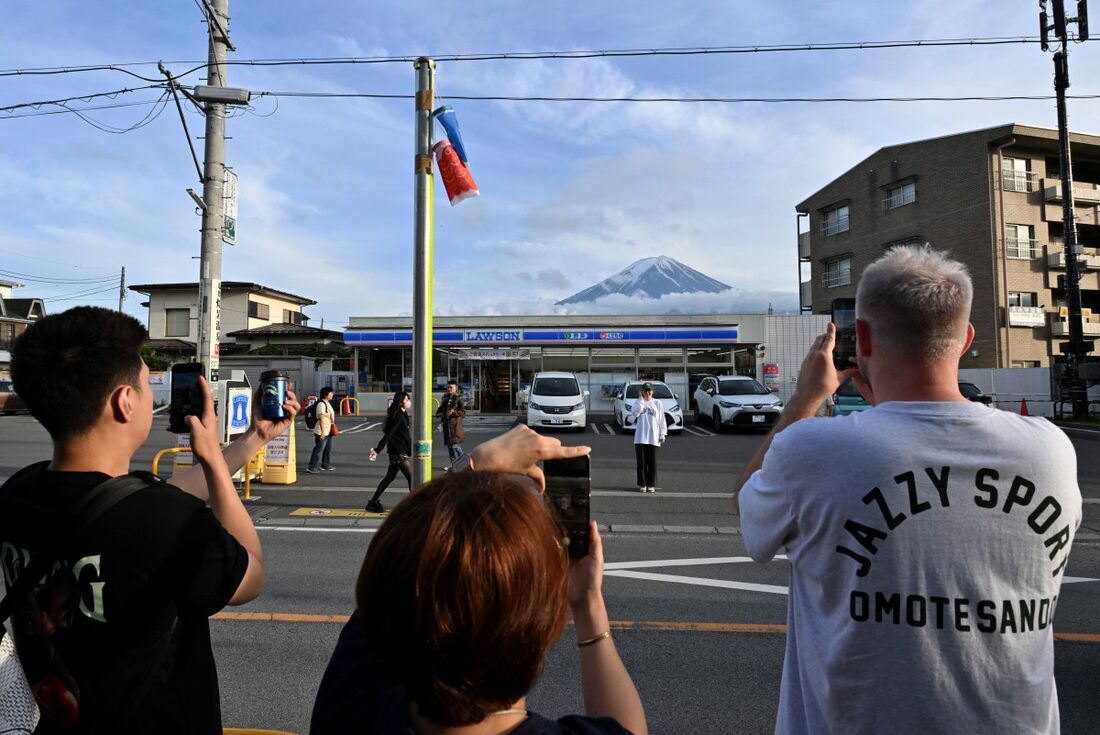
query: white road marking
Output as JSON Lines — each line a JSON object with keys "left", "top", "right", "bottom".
{"left": 605, "top": 569, "right": 789, "bottom": 595}
{"left": 590, "top": 424, "right": 603, "bottom": 435}
{"left": 682, "top": 426, "right": 706, "bottom": 436}
{"left": 257, "top": 526, "right": 379, "bottom": 533}
{"left": 603, "top": 423, "right": 614, "bottom": 434}
{"left": 692, "top": 425, "right": 716, "bottom": 436}
{"left": 605, "top": 555, "right": 786, "bottom": 570}
{"left": 1064, "top": 576, "right": 1100, "bottom": 584}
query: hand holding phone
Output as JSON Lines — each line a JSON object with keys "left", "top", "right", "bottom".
{"left": 830, "top": 298, "right": 857, "bottom": 371}
{"left": 544, "top": 455, "right": 592, "bottom": 560}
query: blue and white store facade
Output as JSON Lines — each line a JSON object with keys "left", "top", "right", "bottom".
{"left": 344, "top": 314, "right": 829, "bottom": 413}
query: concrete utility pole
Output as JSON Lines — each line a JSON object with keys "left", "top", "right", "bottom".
{"left": 1040, "top": 0, "right": 1091, "bottom": 419}
{"left": 196, "top": 0, "right": 231, "bottom": 382}
{"left": 412, "top": 57, "right": 436, "bottom": 488}
{"left": 118, "top": 266, "right": 126, "bottom": 312}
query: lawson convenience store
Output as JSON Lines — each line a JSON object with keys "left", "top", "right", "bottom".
{"left": 344, "top": 313, "right": 829, "bottom": 414}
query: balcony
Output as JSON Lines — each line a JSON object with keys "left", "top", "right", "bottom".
{"left": 1001, "top": 170, "right": 1034, "bottom": 193}
{"left": 1047, "top": 250, "right": 1100, "bottom": 269}
{"left": 1050, "top": 319, "right": 1100, "bottom": 336}
{"left": 798, "top": 230, "right": 811, "bottom": 259}
{"left": 800, "top": 280, "right": 813, "bottom": 308}
{"left": 1042, "top": 178, "right": 1100, "bottom": 206}
{"left": 882, "top": 190, "right": 916, "bottom": 210}
{"left": 1006, "top": 238, "right": 1040, "bottom": 259}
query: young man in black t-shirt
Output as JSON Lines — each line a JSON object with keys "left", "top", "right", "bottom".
{"left": 0, "top": 307, "right": 299, "bottom": 733}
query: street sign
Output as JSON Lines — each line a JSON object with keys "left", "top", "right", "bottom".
{"left": 223, "top": 168, "right": 238, "bottom": 245}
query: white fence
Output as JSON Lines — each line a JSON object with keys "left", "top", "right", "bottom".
{"left": 958, "top": 367, "right": 1058, "bottom": 416}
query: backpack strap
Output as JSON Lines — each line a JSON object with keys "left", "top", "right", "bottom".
{"left": 0, "top": 473, "right": 153, "bottom": 626}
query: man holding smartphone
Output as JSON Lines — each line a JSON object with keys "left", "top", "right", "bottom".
{"left": 735, "top": 246, "right": 1081, "bottom": 733}
{"left": 0, "top": 306, "right": 299, "bottom": 733}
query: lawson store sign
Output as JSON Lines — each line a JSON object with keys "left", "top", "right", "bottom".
{"left": 344, "top": 327, "right": 739, "bottom": 345}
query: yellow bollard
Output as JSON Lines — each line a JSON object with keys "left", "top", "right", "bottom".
{"left": 242, "top": 449, "right": 264, "bottom": 500}
{"left": 152, "top": 447, "right": 189, "bottom": 477}
{"left": 339, "top": 396, "right": 360, "bottom": 416}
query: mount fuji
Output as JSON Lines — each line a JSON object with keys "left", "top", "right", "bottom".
{"left": 556, "top": 256, "right": 732, "bottom": 305}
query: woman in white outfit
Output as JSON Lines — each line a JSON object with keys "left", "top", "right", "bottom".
{"left": 632, "top": 383, "right": 667, "bottom": 493}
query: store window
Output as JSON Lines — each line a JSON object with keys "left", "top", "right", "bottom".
{"left": 1008, "top": 292, "right": 1038, "bottom": 307}
{"left": 687, "top": 347, "right": 732, "bottom": 365}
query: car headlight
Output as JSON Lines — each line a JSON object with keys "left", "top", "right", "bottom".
{"left": 775, "top": 401, "right": 783, "bottom": 408}
{"left": 529, "top": 402, "right": 541, "bottom": 411}
{"left": 670, "top": 404, "right": 681, "bottom": 412}
{"left": 719, "top": 401, "right": 738, "bottom": 408}
{"left": 572, "top": 402, "right": 584, "bottom": 411}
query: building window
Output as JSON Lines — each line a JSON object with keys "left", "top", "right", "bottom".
{"left": 883, "top": 181, "right": 916, "bottom": 210}
{"left": 821, "top": 205, "right": 850, "bottom": 236}
{"left": 821, "top": 257, "right": 852, "bottom": 288}
{"left": 1011, "top": 360, "right": 1041, "bottom": 368}
{"left": 1008, "top": 292, "right": 1038, "bottom": 307}
{"left": 248, "top": 300, "right": 270, "bottom": 320}
{"left": 0, "top": 322, "right": 15, "bottom": 350}
{"left": 283, "top": 309, "right": 303, "bottom": 325}
{"left": 165, "top": 308, "right": 190, "bottom": 337}
{"left": 1005, "top": 224, "right": 1038, "bottom": 259}
{"left": 884, "top": 236, "right": 923, "bottom": 251}
{"left": 1002, "top": 157, "right": 1033, "bottom": 192}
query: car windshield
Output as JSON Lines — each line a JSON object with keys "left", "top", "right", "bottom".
{"left": 958, "top": 382, "right": 981, "bottom": 398}
{"left": 624, "top": 383, "right": 673, "bottom": 399}
{"left": 836, "top": 379, "right": 864, "bottom": 398}
{"left": 718, "top": 379, "right": 769, "bottom": 396}
{"left": 532, "top": 377, "right": 580, "bottom": 396}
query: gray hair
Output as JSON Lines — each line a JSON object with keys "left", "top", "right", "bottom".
{"left": 855, "top": 244, "right": 973, "bottom": 363}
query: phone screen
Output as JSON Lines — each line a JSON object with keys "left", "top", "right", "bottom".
{"left": 169, "top": 363, "right": 204, "bottom": 433}
{"left": 831, "top": 298, "right": 857, "bottom": 371}
{"left": 544, "top": 455, "right": 591, "bottom": 560}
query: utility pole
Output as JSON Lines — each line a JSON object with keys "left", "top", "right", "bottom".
{"left": 1040, "top": 0, "right": 1091, "bottom": 419}
{"left": 196, "top": 0, "right": 231, "bottom": 383}
{"left": 412, "top": 57, "right": 436, "bottom": 488}
{"left": 118, "top": 266, "right": 126, "bottom": 312}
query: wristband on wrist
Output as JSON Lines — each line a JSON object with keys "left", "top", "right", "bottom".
{"left": 576, "top": 630, "right": 611, "bottom": 648}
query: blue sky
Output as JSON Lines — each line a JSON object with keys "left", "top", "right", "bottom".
{"left": 1, "top": 1, "right": 1097, "bottom": 328}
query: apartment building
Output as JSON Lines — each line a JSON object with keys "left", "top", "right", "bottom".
{"left": 796, "top": 123, "right": 1100, "bottom": 369}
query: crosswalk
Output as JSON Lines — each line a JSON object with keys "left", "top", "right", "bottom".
{"left": 589, "top": 422, "right": 716, "bottom": 437}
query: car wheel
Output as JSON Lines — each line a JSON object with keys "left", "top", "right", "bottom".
{"left": 712, "top": 409, "right": 723, "bottom": 434}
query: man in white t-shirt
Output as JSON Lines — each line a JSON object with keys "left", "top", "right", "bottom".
{"left": 736, "top": 245, "right": 1081, "bottom": 734}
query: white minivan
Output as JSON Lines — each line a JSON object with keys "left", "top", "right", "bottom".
{"left": 527, "top": 371, "right": 588, "bottom": 431}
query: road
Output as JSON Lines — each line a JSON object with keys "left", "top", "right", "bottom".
{"left": 1, "top": 411, "right": 1099, "bottom": 733}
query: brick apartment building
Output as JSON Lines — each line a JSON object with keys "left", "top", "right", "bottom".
{"left": 796, "top": 123, "right": 1100, "bottom": 369}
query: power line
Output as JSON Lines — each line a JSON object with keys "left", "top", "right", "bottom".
{"left": 0, "top": 97, "right": 168, "bottom": 120}
{"left": 255, "top": 90, "right": 1100, "bottom": 104}
{"left": 0, "top": 85, "right": 163, "bottom": 114}
{"left": 42, "top": 284, "right": 123, "bottom": 302}
{"left": 0, "top": 268, "right": 119, "bottom": 284}
{"left": 0, "top": 35, "right": 1077, "bottom": 82}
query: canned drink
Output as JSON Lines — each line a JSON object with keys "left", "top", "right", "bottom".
{"left": 259, "top": 370, "right": 289, "bottom": 420}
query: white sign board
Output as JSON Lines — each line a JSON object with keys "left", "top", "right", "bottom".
{"left": 266, "top": 430, "right": 290, "bottom": 462}
{"left": 223, "top": 168, "right": 238, "bottom": 245}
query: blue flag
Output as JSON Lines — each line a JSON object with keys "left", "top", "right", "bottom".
{"left": 432, "top": 105, "right": 469, "bottom": 163}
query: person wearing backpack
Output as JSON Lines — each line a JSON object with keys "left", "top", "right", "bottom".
{"left": 0, "top": 306, "right": 299, "bottom": 733}
{"left": 306, "top": 387, "right": 337, "bottom": 474}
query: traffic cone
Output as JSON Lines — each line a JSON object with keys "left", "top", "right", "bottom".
{"left": 1020, "top": 398, "right": 1029, "bottom": 416}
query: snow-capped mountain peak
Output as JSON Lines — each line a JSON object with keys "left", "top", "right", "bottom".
{"left": 556, "top": 256, "right": 732, "bottom": 305}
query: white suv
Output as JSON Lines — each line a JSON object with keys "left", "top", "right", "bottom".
{"left": 693, "top": 375, "right": 783, "bottom": 432}
{"left": 527, "top": 371, "right": 588, "bottom": 431}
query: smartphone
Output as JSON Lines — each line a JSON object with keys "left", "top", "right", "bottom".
{"left": 169, "top": 362, "right": 204, "bottom": 433}
{"left": 544, "top": 455, "right": 591, "bottom": 560}
{"left": 831, "top": 298, "right": 857, "bottom": 371}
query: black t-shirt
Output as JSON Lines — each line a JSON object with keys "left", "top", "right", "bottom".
{"left": 0, "top": 462, "right": 248, "bottom": 734}
{"left": 311, "top": 612, "right": 634, "bottom": 735}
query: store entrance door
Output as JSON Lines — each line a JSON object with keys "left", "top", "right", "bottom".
{"left": 479, "top": 360, "right": 513, "bottom": 413}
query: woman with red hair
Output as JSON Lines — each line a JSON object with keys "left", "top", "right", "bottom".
{"left": 312, "top": 426, "right": 647, "bottom": 734}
